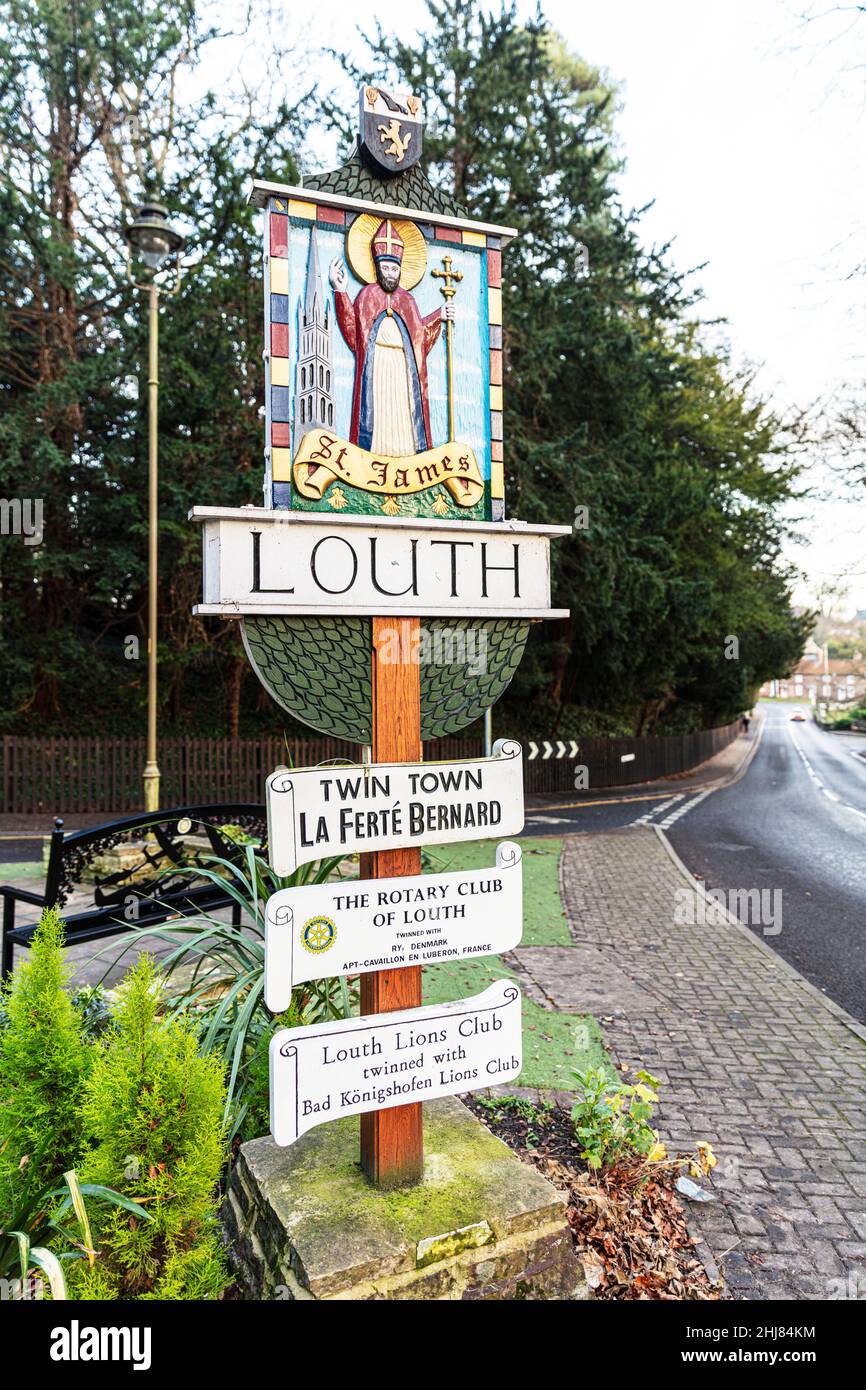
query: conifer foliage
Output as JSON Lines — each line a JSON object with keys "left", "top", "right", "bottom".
{"left": 347, "top": 0, "right": 810, "bottom": 733}
{"left": 70, "top": 956, "right": 229, "bottom": 1300}
{"left": 0, "top": 907, "right": 94, "bottom": 1214}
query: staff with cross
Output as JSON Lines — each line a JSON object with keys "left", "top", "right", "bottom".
{"left": 432, "top": 254, "right": 463, "bottom": 440}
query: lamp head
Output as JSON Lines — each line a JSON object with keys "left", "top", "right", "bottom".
{"left": 124, "top": 203, "right": 185, "bottom": 270}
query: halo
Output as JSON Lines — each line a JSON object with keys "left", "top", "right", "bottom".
{"left": 346, "top": 213, "right": 427, "bottom": 290}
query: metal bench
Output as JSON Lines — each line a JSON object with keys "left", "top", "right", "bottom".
{"left": 0, "top": 804, "right": 267, "bottom": 979}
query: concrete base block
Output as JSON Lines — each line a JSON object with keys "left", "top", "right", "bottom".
{"left": 223, "top": 1096, "right": 588, "bottom": 1301}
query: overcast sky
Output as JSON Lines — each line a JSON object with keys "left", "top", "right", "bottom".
{"left": 228, "top": 0, "right": 866, "bottom": 615}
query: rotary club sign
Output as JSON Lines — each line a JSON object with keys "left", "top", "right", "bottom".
{"left": 264, "top": 842, "right": 523, "bottom": 1006}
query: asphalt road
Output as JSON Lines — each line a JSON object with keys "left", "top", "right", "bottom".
{"left": 520, "top": 759, "right": 741, "bottom": 837}
{"left": 669, "top": 702, "right": 866, "bottom": 1025}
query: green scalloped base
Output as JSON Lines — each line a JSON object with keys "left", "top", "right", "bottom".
{"left": 241, "top": 616, "right": 529, "bottom": 743}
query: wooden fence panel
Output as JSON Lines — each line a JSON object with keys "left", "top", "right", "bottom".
{"left": 0, "top": 722, "right": 740, "bottom": 815}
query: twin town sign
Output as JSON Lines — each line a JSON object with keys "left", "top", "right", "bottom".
{"left": 266, "top": 738, "right": 524, "bottom": 875}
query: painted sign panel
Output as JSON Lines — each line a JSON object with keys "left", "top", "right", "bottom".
{"left": 264, "top": 840, "right": 522, "bottom": 1009}
{"left": 262, "top": 194, "right": 502, "bottom": 522}
{"left": 266, "top": 739, "right": 524, "bottom": 876}
{"left": 269, "top": 979, "right": 522, "bottom": 1146}
{"left": 192, "top": 508, "right": 570, "bottom": 619}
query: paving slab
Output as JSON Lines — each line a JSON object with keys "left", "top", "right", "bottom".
{"left": 511, "top": 944, "right": 666, "bottom": 1017}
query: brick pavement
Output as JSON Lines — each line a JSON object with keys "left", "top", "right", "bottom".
{"left": 510, "top": 826, "right": 866, "bottom": 1300}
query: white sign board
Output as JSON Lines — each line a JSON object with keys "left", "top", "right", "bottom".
{"left": 266, "top": 739, "right": 524, "bottom": 875}
{"left": 191, "top": 507, "right": 570, "bottom": 619}
{"left": 264, "top": 841, "right": 522, "bottom": 1008}
{"left": 269, "top": 979, "right": 521, "bottom": 1146}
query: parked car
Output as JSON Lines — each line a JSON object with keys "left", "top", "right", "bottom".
{"left": 790, "top": 709, "right": 807, "bottom": 721}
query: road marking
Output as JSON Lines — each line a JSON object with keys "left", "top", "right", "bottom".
{"left": 631, "top": 793, "right": 684, "bottom": 826}
{"left": 790, "top": 727, "right": 866, "bottom": 823}
{"left": 656, "top": 787, "right": 714, "bottom": 828}
{"left": 524, "top": 789, "right": 697, "bottom": 815}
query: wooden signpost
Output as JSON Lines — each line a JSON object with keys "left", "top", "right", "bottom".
{"left": 193, "top": 84, "right": 571, "bottom": 1192}
{"left": 361, "top": 615, "right": 424, "bottom": 1184}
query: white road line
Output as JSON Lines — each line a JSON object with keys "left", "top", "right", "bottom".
{"left": 628, "top": 717, "right": 766, "bottom": 832}
{"left": 631, "top": 793, "right": 684, "bottom": 827}
{"left": 790, "top": 726, "right": 866, "bottom": 823}
{"left": 656, "top": 787, "right": 714, "bottom": 829}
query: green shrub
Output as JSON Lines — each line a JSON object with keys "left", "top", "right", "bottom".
{"left": 69, "top": 956, "right": 230, "bottom": 1300}
{"left": 1, "top": 1168, "right": 151, "bottom": 1300}
{"left": 570, "top": 1067, "right": 664, "bottom": 1170}
{"left": 114, "top": 843, "right": 355, "bottom": 1139}
{"left": 0, "top": 908, "right": 93, "bottom": 1217}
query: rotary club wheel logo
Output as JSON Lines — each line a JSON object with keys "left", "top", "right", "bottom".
{"left": 301, "top": 914, "right": 337, "bottom": 954}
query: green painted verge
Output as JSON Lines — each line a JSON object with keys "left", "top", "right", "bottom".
{"left": 422, "top": 836, "right": 611, "bottom": 1091}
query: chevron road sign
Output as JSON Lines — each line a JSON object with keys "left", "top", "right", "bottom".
{"left": 527, "top": 740, "right": 580, "bottom": 761}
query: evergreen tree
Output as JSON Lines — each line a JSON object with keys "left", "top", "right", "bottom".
{"left": 343, "top": 0, "right": 809, "bottom": 732}
{"left": 71, "top": 955, "right": 229, "bottom": 1300}
{"left": 0, "top": 0, "right": 809, "bottom": 737}
{"left": 0, "top": 0, "right": 306, "bottom": 735}
{"left": 0, "top": 908, "right": 93, "bottom": 1216}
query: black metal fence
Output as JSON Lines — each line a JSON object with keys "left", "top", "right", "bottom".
{"left": 0, "top": 723, "right": 740, "bottom": 815}
{"left": 524, "top": 722, "right": 741, "bottom": 795}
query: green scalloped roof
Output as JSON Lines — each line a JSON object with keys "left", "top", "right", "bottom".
{"left": 305, "top": 141, "right": 467, "bottom": 219}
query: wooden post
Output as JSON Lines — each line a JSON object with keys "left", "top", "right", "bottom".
{"left": 359, "top": 615, "right": 423, "bottom": 1187}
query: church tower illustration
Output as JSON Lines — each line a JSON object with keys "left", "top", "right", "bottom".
{"left": 294, "top": 226, "right": 334, "bottom": 446}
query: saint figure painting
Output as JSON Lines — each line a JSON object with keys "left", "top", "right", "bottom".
{"left": 329, "top": 216, "right": 454, "bottom": 457}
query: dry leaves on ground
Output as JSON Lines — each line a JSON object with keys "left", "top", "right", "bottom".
{"left": 469, "top": 1097, "right": 720, "bottom": 1301}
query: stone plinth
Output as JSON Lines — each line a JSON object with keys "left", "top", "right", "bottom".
{"left": 223, "top": 1097, "right": 587, "bottom": 1301}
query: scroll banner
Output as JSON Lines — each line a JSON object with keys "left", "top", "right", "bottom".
{"left": 269, "top": 979, "right": 522, "bottom": 1146}
{"left": 266, "top": 738, "right": 524, "bottom": 876}
{"left": 292, "top": 430, "right": 484, "bottom": 507}
{"left": 264, "top": 841, "right": 523, "bottom": 1008}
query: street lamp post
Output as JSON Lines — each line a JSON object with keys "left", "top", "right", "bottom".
{"left": 123, "top": 204, "right": 186, "bottom": 812}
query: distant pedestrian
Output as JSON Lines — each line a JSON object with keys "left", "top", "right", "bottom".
{"left": 741, "top": 713, "right": 750, "bottom": 734}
